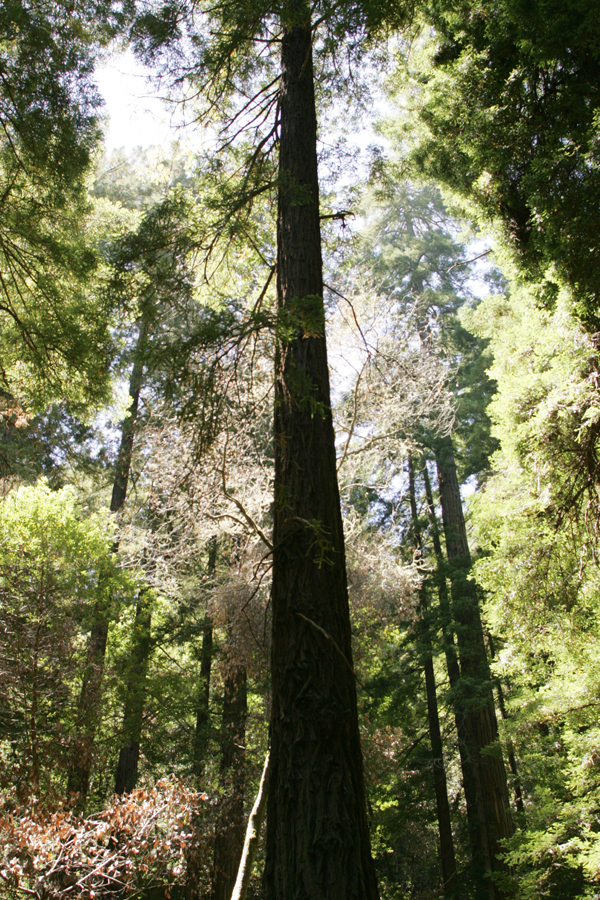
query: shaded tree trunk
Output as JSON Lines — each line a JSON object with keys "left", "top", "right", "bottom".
{"left": 264, "top": 6, "right": 379, "bottom": 899}
{"left": 212, "top": 666, "right": 247, "bottom": 900}
{"left": 114, "top": 589, "right": 152, "bottom": 794}
{"left": 422, "top": 462, "right": 484, "bottom": 883}
{"left": 186, "top": 539, "right": 217, "bottom": 900}
{"left": 435, "top": 436, "right": 513, "bottom": 899}
{"left": 193, "top": 536, "right": 217, "bottom": 780}
{"left": 67, "top": 598, "right": 110, "bottom": 800}
{"left": 67, "top": 319, "right": 147, "bottom": 801}
{"left": 487, "top": 633, "right": 524, "bottom": 816}
{"left": 407, "top": 456, "right": 456, "bottom": 898}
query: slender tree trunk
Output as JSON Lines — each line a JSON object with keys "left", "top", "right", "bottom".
{"left": 212, "top": 666, "right": 247, "bottom": 900}
{"left": 231, "top": 750, "right": 270, "bottom": 900}
{"left": 264, "top": 6, "right": 378, "bottom": 899}
{"left": 67, "top": 319, "right": 147, "bottom": 801}
{"left": 422, "top": 465, "right": 460, "bottom": 686}
{"left": 114, "top": 589, "right": 152, "bottom": 794}
{"left": 422, "top": 462, "right": 484, "bottom": 881}
{"left": 186, "top": 538, "right": 217, "bottom": 900}
{"left": 67, "top": 599, "right": 110, "bottom": 799}
{"left": 193, "top": 537, "right": 217, "bottom": 779}
{"left": 487, "top": 634, "right": 524, "bottom": 815}
{"left": 407, "top": 456, "right": 456, "bottom": 898}
{"left": 435, "top": 436, "right": 513, "bottom": 898}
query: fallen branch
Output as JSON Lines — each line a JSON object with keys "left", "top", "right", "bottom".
{"left": 231, "top": 750, "right": 270, "bottom": 900}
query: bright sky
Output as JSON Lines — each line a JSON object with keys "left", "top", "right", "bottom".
{"left": 95, "top": 49, "right": 181, "bottom": 151}
{"left": 94, "top": 48, "right": 381, "bottom": 161}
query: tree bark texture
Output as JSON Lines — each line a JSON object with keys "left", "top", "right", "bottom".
{"left": 422, "top": 464, "right": 461, "bottom": 688}
{"left": 212, "top": 666, "right": 247, "bottom": 900}
{"left": 67, "top": 322, "right": 146, "bottom": 801}
{"left": 114, "top": 590, "right": 152, "bottom": 794}
{"left": 264, "top": 10, "right": 379, "bottom": 900}
{"left": 435, "top": 436, "right": 513, "bottom": 898}
{"left": 407, "top": 456, "right": 457, "bottom": 898}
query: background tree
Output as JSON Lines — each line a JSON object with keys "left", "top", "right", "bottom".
{"left": 464, "top": 281, "right": 600, "bottom": 899}
{"left": 332, "top": 176, "right": 516, "bottom": 898}
{"left": 0, "top": 481, "right": 134, "bottom": 800}
{"left": 398, "top": 0, "right": 600, "bottom": 329}
{"left": 0, "top": 0, "right": 129, "bottom": 414}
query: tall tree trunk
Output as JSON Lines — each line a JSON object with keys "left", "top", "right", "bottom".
{"left": 421, "top": 465, "right": 459, "bottom": 682}
{"left": 67, "top": 319, "right": 147, "bottom": 801}
{"left": 193, "top": 536, "right": 217, "bottom": 779}
{"left": 186, "top": 538, "right": 217, "bottom": 900}
{"left": 212, "top": 666, "right": 247, "bottom": 900}
{"left": 435, "top": 436, "right": 513, "bottom": 898}
{"left": 264, "top": 6, "right": 378, "bottom": 899}
{"left": 422, "top": 462, "right": 484, "bottom": 883}
{"left": 114, "top": 589, "right": 152, "bottom": 794}
{"left": 67, "top": 596, "right": 110, "bottom": 800}
{"left": 487, "top": 634, "right": 524, "bottom": 815}
{"left": 407, "top": 456, "right": 456, "bottom": 898}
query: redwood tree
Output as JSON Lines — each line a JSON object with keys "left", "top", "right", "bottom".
{"left": 435, "top": 435, "right": 513, "bottom": 898}
{"left": 114, "top": 587, "right": 152, "bottom": 795}
{"left": 264, "top": 7, "right": 379, "bottom": 898}
{"left": 128, "top": 2, "right": 413, "bottom": 895}
{"left": 407, "top": 454, "right": 457, "bottom": 898}
{"left": 212, "top": 666, "right": 247, "bottom": 900}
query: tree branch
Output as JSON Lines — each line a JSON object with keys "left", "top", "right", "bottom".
{"left": 231, "top": 750, "right": 270, "bottom": 900}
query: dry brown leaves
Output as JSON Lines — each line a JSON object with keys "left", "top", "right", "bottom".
{"left": 0, "top": 779, "right": 207, "bottom": 899}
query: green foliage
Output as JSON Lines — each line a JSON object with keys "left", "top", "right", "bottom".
{"left": 0, "top": 481, "right": 135, "bottom": 797}
{"left": 0, "top": 1, "right": 132, "bottom": 413}
{"left": 401, "top": 0, "right": 600, "bottom": 327}
{"left": 464, "top": 282, "right": 600, "bottom": 897}
{"left": 0, "top": 0, "right": 102, "bottom": 185}
{"left": 0, "top": 184, "right": 116, "bottom": 413}
{"left": 0, "top": 404, "right": 107, "bottom": 487}
{"left": 339, "top": 179, "right": 498, "bottom": 480}
{"left": 468, "top": 286, "right": 600, "bottom": 621}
